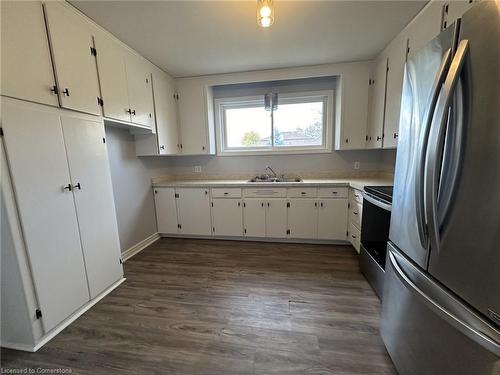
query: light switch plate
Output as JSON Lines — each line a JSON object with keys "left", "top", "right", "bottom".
{"left": 354, "top": 161, "right": 360, "bottom": 170}
{"left": 194, "top": 166, "right": 202, "bottom": 173}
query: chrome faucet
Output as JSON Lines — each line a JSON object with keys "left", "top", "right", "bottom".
{"left": 265, "top": 165, "right": 278, "bottom": 178}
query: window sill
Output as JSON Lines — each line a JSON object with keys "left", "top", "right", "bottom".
{"left": 217, "top": 147, "right": 332, "bottom": 157}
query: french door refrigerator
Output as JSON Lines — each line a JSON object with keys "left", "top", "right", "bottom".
{"left": 381, "top": 2, "right": 500, "bottom": 374}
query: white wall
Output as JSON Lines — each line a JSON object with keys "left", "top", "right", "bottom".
{"left": 105, "top": 125, "right": 170, "bottom": 253}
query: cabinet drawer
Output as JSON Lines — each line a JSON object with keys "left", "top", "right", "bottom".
{"left": 243, "top": 188, "right": 286, "bottom": 198}
{"left": 349, "top": 222, "right": 361, "bottom": 254}
{"left": 349, "top": 201, "right": 362, "bottom": 229}
{"left": 349, "top": 188, "right": 363, "bottom": 204}
{"left": 318, "top": 187, "right": 348, "bottom": 198}
{"left": 287, "top": 187, "right": 318, "bottom": 198}
{"left": 211, "top": 188, "right": 242, "bottom": 198}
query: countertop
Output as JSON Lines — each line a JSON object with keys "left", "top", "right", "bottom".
{"left": 152, "top": 177, "right": 393, "bottom": 191}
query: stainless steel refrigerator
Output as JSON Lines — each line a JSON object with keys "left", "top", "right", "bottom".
{"left": 381, "top": 2, "right": 500, "bottom": 374}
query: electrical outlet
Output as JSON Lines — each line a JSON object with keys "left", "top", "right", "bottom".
{"left": 354, "top": 161, "right": 360, "bottom": 170}
{"left": 194, "top": 166, "right": 202, "bottom": 173}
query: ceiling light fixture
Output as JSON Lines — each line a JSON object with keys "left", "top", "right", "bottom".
{"left": 257, "top": 0, "right": 274, "bottom": 28}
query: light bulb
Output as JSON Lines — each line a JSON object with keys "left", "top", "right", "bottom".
{"left": 260, "top": 17, "right": 272, "bottom": 28}
{"left": 260, "top": 5, "right": 271, "bottom": 18}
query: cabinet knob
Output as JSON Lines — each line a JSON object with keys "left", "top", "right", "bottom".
{"left": 62, "top": 88, "right": 70, "bottom": 96}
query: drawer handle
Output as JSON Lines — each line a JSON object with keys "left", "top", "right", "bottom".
{"left": 224, "top": 192, "right": 229, "bottom": 195}
{"left": 332, "top": 191, "right": 338, "bottom": 194}
{"left": 354, "top": 194, "right": 360, "bottom": 198}
{"left": 351, "top": 234, "right": 357, "bottom": 239}
{"left": 353, "top": 212, "right": 358, "bottom": 215}
{"left": 301, "top": 192, "right": 307, "bottom": 195}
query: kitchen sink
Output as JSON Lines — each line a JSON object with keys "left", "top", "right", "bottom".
{"left": 248, "top": 176, "right": 302, "bottom": 183}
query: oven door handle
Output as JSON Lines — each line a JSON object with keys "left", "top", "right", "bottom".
{"left": 362, "top": 192, "right": 392, "bottom": 211}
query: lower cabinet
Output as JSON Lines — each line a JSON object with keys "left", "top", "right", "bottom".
{"left": 1, "top": 97, "right": 123, "bottom": 349}
{"left": 243, "top": 200, "right": 266, "bottom": 237}
{"left": 154, "top": 186, "right": 351, "bottom": 242}
{"left": 176, "top": 188, "right": 212, "bottom": 236}
{"left": 287, "top": 199, "right": 318, "bottom": 239}
{"left": 265, "top": 199, "right": 288, "bottom": 238}
{"left": 348, "top": 188, "right": 364, "bottom": 253}
{"left": 317, "top": 199, "right": 348, "bottom": 240}
{"left": 153, "top": 187, "right": 178, "bottom": 234}
{"left": 212, "top": 198, "right": 243, "bottom": 236}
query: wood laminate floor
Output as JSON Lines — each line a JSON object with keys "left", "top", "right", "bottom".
{"left": 1, "top": 238, "right": 396, "bottom": 374}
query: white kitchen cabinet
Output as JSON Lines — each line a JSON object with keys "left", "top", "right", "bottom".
{"left": 43, "top": 2, "right": 101, "bottom": 115}
{"left": 287, "top": 199, "right": 318, "bottom": 239}
{"left": 383, "top": 35, "right": 408, "bottom": 149}
{"left": 366, "top": 55, "right": 387, "bottom": 149}
{"left": 441, "top": 1, "right": 477, "bottom": 30}
{"left": 135, "top": 68, "right": 180, "bottom": 155}
{"left": 1, "top": 99, "right": 91, "bottom": 332}
{"left": 243, "top": 200, "right": 266, "bottom": 237}
{"left": 266, "top": 199, "right": 288, "bottom": 238}
{"left": 154, "top": 188, "right": 179, "bottom": 234}
{"left": 335, "top": 67, "right": 371, "bottom": 150}
{"left": 175, "top": 77, "right": 215, "bottom": 155}
{"left": 212, "top": 199, "right": 243, "bottom": 236}
{"left": 125, "top": 51, "right": 155, "bottom": 128}
{"left": 94, "top": 32, "right": 130, "bottom": 122}
{"left": 406, "top": 2, "right": 444, "bottom": 57}
{"left": 176, "top": 188, "right": 212, "bottom": 235}
{"left": 61, "top": 115, "right": 123, "bottom": 298}
{"left": 317, "top": 199, "right": 349, "bottom": 240}
{"left": 0, "top": 1, "right": 58, "bottom": 107}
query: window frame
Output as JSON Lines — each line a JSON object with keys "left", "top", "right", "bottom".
{"left": 215, "top": 90, "right": 334, "bottom": 156}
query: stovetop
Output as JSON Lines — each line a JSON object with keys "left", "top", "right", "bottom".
{"left": 364, "top": 186, "right": 393, "bottom": 203}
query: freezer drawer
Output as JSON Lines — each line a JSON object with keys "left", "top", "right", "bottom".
{"left": 381, "top": 244, "right": 500, "bottom": 375}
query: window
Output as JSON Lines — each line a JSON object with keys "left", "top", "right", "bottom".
{"left": 215, "top": 90, "right": 333, "bottom": 155}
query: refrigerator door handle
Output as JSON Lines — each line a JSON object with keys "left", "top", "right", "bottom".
{"left": 415, "top": 48, "right": 452, "bottom": 250}
{"left": 425, "top": 40, "right": 469, "bottom": 254}
{"left": 388, "top": 248, "right": 500, "bottom": 357}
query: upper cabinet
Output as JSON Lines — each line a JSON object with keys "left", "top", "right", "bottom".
{"left": 43, "top": 2, "right": 101, "bottom": 116}
{"left": 175, "top": 78, "right": 216, "bottom": 155}
{"left": 0, "top": 1, "right": 58, "bottom": 107}
{"left": 441, "top": 1, "right": 477, "bottom": 30}
{"left": 124, "top": 51, "right": 155, "bottom": 128}
{"left": 366, "top": 56, "right": 387, "bottom": 149}
{"left": 93, "top": 33, "right": 130, "bottom": 123}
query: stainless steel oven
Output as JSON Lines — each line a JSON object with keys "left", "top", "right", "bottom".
{"left": 359, "top": 186, "right": 393, "bottom": 299}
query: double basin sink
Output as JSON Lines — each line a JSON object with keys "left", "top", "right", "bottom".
{"left": 248, "top": 176, "right": 303, "bottom": 183}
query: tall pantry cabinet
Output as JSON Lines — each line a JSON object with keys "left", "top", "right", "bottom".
{"left": 0, "top": 98, "right": 124, "bottom": 350}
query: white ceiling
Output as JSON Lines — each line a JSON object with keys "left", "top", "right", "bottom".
{"left": 71, "top": 1, "right": 427, "bottom": 78}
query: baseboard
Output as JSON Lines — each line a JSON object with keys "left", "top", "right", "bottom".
{"left": 121, "top": 232, "right": 160, "bottom": 262}
{"left": 159, "top": 233, "right": 350, "bottom": 246}
{"left": 1, "top": 278, "right": 126, "bottom": 352}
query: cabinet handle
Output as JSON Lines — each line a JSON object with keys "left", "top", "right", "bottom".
{"left": 205, "top": 190, "right": 208, "bottom": 195}
{"left": 50, "top": 85, "right": 58, "bottom": 95}
{"left": 354, "top": 194, "right": 359, "bottom": 198}
{"left": 126, "top": 108, "right": 132, "bottom": 114}
{"left": 73, "top": 182, "right": 81, "bottom": 190}
{"left": 267, "top": 202, "right": 270, "bottom": 207}
{"left": 314, "top": 202, "right": 318, "bottom": 207}
{"left": 238, "top": 202, "right": 241, "bottom": 207}
{"left": 393, "top": 132, "right": 399, "bottom": 139}
{"left": 353, "top": 212, "right": 358, "bottom": 215}
{"left": 351, "top": 234, "right": 357, "bottom": 239}
{"left": 261, "top": 202, "right": 264, "bottom": 207}
{"left": 377, "top": 136, "right": 382, "bottom": 141}
{"left": 202, "top": 146, "right": 206, "bottom": 150}
{"left": 62, "top": 88, "right": 70, "bottom": 96}
{"left": 332, "top": 191, "right": 338, "bottom": 195}
{"left": 345, "top": 138, "right": 349, "bottom": 144}
{"left": 160, "top": 145, "right": 165, "bottom": 150}
{"left": 320, "top": 202, "right": 323, "bottom": 207}
{"left": 131, "top": 109, "right": 136, "bottom": 115}
{"left": 63, "top": 184, "right": 72, "bottom": 192}
{"left": 301, "top": 192, "right": 307, "bottom": 195}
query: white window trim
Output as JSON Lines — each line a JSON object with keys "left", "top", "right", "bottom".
{"left": 215, "top": 90, "right": 334, "bottom": 156}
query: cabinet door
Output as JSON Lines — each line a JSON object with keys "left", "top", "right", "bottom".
{"left": 94, "top": 33, "right": 130, "bottom": 122}
{"left": 318, "top": 199, "right": 348, "bottom": 240}
{"left": 266, "top": 199, "right": 288, "bottom": 238}
{"left": 406, "top": 1, "right": 443, "bottom": 56}
{"left": 154, "top": 188, "right": 179, "bottom": 234}
{"left": 442, "top": 1, "right": 476, "bottom": 30}
{"left": 212, "top": 199, "right": 243, "bottom": 237}
{"left": 44, "top": 2, "right": 101, "bottom": 115}
{"left": 1, "top": 99, "right": 90, "bottom": 332}
{"left": 1, "top": 1, "right": 58, "bottom": 106}
{"left": 366, "top": 56, "right": 387, "bottom": 149}
{"left": 243, "top": 200, "right": 266, "bottom": 237}
{"left": 383, "top": 36, "right": 408, "bottom": 149}
{"left": 176, "top": 188, "right": 211, "bottom": 236}
{"left": 61, "top": 115, "right": 123, "bottom": 299}
{"left": 153, "top": 70, "right": 179, "bottom": 155}
{"left": 125, "top": 52, "right": 155, "bottom": 128}
{"left": 287, "top": 199, "right": 318, "bottom": 239}
{"left": 176, "top": 78, "right": 211, "bottom": 154}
